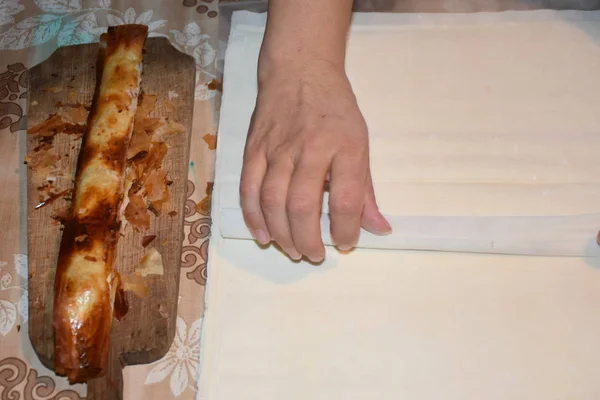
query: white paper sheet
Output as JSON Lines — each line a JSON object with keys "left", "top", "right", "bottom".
{"left": 220, "top": 209, "right": 600, "bottom": 256}
{"left": 199, "top": 10, "right": 600, "bottom": 400}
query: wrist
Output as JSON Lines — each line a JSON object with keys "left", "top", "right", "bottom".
{"left": 258, "top": 0, "right": 353, "bottom": 86}
{"left": 257, "top": 45, "right": 345, "bottom": 85}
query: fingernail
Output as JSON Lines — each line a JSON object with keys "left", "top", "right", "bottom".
{"left": 254, "top": 229, "right": 270, "bottom": 245}
{"left": 285, "top": 248, "right": 302, "bottom": 261}
{"left": 381, "top": 216, "right": 392, "bottom": 235}
{"left": 337, "top": 244, "right": 354, "bottom": 252}
{"left": 308, "top": 255, "right": 324, "bottom": 263}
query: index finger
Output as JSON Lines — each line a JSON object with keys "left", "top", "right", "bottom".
{"left": 240, "top": 150, "right": 270, "bottom": 245}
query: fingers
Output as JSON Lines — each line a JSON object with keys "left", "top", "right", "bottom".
{"left": 260, "top": 156, "right": 302, "bottom": 260}
{"left": 242, "top": 144, "right": 390, "bottom": 261}
{"left": 287, "top": 155, "right": 329, "bottom": 263}
{"left": 240, "top": 150, "right": 270, "bottom": 245}
{"left": 361, "top": 168, "right": 392, "bottom": 235}
{"left": 329, "top": 148, "right": 368, "bottom": 251}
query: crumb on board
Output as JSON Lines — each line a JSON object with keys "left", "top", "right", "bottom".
{"left": 41, "top": 86, "right": 62, "bottom": 93}
{"left": 25, "top": 149, "right": 60, "bottom": 175}
{"left": 145, "top": 169, "right": 171, "bottom": 215}
{"left": 167, "top": 90, "right": 179, "bottom": 100}
{"left": 68, "top": 90, "right": 78, "bottom": 103}
{"left": 158, "top": 120, "right": 185, "bottom": 136}
{"left": 121, "top": 90, "right": 184, "bottom": 230}
{"left": 164, "top": 99, "right": 176, "bottom": 113}
{"left": 158, "top": 304, "right": 168, "bottom": 318}
{"left": 124, "top": 192, "right": 151, "bottom": 231}
{"left": 28, "top": 113, "right": 86, "bottom": 137}
{"left": 120, "top": 247, "right": 165, "bottom": 298}
{"left": 51, "top": 208, "right": 69, "bottom": 224}
{"left": 136, "top": 92, "right": 157, "bottom": 121}
{"left": 137, "top": 247, "right": 164, "bottom": 277}
{"left": 59, "top": 104, "right": 88, "bottom": 125}
{"left": 142, "top": 235, "right": 156, "bottom": 248}
{"left": 32, "top": 297, "right": 42, "bottom": 309}
{"left": 127, "top": 124, "right": 154, "bottom": 160}
{"left": 36, "top": 182, "right": 55, "bottom": 202}
{"left": 121, "top": 274, "right": 150, "bottom": 298}
{"left": 33, "top": 137, "right": 54, "bottom": 152}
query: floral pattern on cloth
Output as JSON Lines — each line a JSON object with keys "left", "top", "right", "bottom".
{"left": 0, "top": 255, "right": 27, "bottom": 337}
{"left": 0, "top": 357, "right": 83, "bottom": 400}
{"left": 145, "top": 316, "right": 203, "bottom": 396}
{"left": 0, "top": 0, "right": 221, "bottom": 398}
{"left": 0, "top": 0, "right": 219, "bottom": 100}
{"left": 0, "top": 255, "right": 87, "bottom": 398}
{"left": 0, "top": 0, "right": 25, "bottom": 27}
{"left": 181, "top": 180, "right": 212, "bottom": 286}
{"left": 0, "top": 62, "right": 27, "bottom": 133}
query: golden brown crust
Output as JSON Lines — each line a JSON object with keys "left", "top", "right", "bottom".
{"left": 53, "top": 24, "right": 148, "bottom": 384}
{"left": 104, "top": 23, "right": 147, "bottom": 59}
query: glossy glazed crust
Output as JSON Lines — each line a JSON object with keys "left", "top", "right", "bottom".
{"left": 53, "top": 24, "right": 148, "bottom": 384}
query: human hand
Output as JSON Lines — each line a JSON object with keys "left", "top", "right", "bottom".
{"left": 240, "top": 62, "right": 391, "bottom": 262}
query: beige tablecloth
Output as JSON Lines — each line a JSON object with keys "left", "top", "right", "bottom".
{"left": 2, "top": 0, "right": 600, "bottom": 398}
{"left": 0, "top": 0, "right": 219, "bottom": 398}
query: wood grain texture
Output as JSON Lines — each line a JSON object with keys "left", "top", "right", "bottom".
{"left": 26, "top": 37, "right": 195, "bottom": 400}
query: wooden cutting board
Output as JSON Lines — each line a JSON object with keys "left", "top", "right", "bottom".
{"left": 26, "top": 37, "right": 195, "bottom": 399}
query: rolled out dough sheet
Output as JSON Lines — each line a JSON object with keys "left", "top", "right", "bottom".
{"left": 199, "top": 10, "right": 600, "bottom": 400}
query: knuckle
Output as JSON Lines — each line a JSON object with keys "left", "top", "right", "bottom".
{"left": 330, "top": 193, "right": 362, "bottom": 216}
{"left": 239, "top": 180, "right": 260, "bottom": 199}
{"left": 242, "top": 209, "right": 263, "bottom": 227}
{"left": 247, "top": 110, "right": 268, "bottom": 134}
{"left": 260, "top": 185, "right": 285, "bottom": 209}
{"left": 266, "top": 146, "right": 293, "bottom": 164}
{"left": 244, "top": 135, "right": 266, "bottom": 156}
{"left": 246, "top": 121, "right": 275, "bottom": 150}
{"left": 341, "top": 140, "right": 367, "bottom": 158}
{"left": 287, "top": 196, "right": 316, "bottom": 217}
{"left": 301, "top": 133, "right": 324, "bottom": 154}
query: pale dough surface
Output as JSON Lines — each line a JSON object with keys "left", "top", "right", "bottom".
{"left": 199, "top": 10, "right": 600, "bottom": 400}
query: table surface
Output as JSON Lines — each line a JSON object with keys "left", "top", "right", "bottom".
{"left": 1, "top": 0, "right": 599, "bottom": 398}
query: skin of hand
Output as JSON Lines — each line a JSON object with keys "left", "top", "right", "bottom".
{"left": 239, "top": 0, "right": 392, "bottom": 263}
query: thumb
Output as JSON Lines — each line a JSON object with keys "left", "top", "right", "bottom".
{"left": 361, "top": 169, "right": 392, "bottom": 235}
